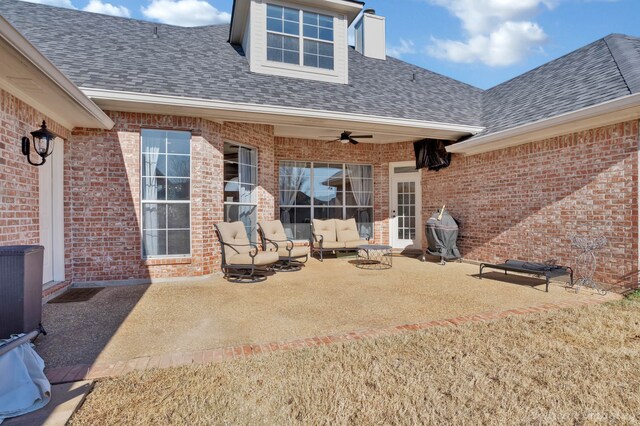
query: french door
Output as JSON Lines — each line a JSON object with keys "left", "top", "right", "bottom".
{"left": 389, "top": 162, "right": 422, "bottom": 250}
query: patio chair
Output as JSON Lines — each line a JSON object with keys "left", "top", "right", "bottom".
{"left": 310, "top": 218, "right": 369, "bottom": 261}
{"left": 214, "top": 222, "right": 279, "bottom": 282}
{"left": 258, "top": 220, "right": 309, "bottom": 271}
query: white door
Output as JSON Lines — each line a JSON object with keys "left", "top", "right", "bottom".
{"left": 39, "top": 139, "right": 64, "bottom": 284}
{"left": 389, "top": 163, "right": 422, "bottom": 250}
{"left": 40, "top": 158, "right": 53, "bottom": 284}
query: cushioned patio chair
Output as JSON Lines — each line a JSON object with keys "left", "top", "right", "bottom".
{"left": 258, "top": 220, "right": 309, "bottom": 271}
{"left": 310, "top": 218, "right": 369, "bottom": 261}
{"left": 214, "top": 221, "right": 279, "bottom": 282}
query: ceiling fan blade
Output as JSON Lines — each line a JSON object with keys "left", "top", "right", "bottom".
{"left": 350, "top": 135, "right": 373, "bottom": 139}
{"left": 349, "top": 138, "right": 360, "bottom": 145}
{"left": 326, "top": 138, "right": 339, "bottom": 143}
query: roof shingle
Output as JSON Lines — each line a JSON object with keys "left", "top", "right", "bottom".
{"left": 0, "top": 0, "right": 483, "bottom": 126}
{"left": 2, "top": 0, "right": 640, "bottom": 138}
{"left": 480, "top": 35, "right": 635, "bottom": 136}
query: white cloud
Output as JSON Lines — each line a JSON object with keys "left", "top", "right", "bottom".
{"left": 427, "top": 0, "right": 552, "bottom": 66}
{"left": 141, "top": 0, "right": 231, "bottom": 27}
{"left": 20, "top": 0, "right": 76, "bottom": 8}
{"left": 428, "top": 21, "right": 547, "bottom": 66}
{"left": 83, "top": 0, "right": 130, "bottom": 17}
{"left": 429, "top": 0, "right": 555, "bottom": 34}
{"left": 387, "top": 39, "right": 417, "bottom": 59}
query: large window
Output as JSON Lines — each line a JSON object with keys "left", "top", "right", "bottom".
{"left": 141, "top": 129, "right": 191, "bottom": 258}
{"left": 224, "top": 142, "right": 258, "bottom": 240}
{"left": 267, "top": 4, "right": 334, "bottom": 70}
{"left": 279, "top": 162, "right": 373, "bottom": 240}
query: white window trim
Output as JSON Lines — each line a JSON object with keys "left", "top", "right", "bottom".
{"left": 140, "top": 129, "right": 192, "bottom": 259}
{"left": 223, "top": 141, "right": 260, "bottom": 240}
{"left": 266, "top": 4, "right": 335, "bottom": 71}
{"left": 279, "top": 161, "right": 375, "bottom": 241}
{"left": 248, "top": 0, "right": 347, "bottom": 84}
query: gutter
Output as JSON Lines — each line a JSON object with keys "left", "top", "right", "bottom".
{"left": 0, "top": 16, "right": 114, "bottom": 130}
{"left": 448, "top": 92, "right": 640, "bottom": 155}
{"left": 82, "top": 87, "right": 485, "bottom": 135}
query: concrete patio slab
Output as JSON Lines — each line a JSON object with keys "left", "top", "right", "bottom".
{"left": 3, "top": 381, "right": 92, "bottom": 426}
{"left": 35, "top": 256, "right": 619, "bottom": 369}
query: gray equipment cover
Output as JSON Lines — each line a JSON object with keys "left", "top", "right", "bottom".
{"left": 425, "top": 210, "right": 461, "bottom": 260}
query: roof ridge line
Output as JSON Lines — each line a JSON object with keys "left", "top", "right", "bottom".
{"left": 603, "top": 35, "right": 632, "bottom": 95}
{"left": 603, "top": 34, "right": 640, "bottom": 95}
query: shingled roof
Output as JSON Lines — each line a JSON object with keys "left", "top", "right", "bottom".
{"left": 0, "top": 0, "right": 482, "bottom": 127}
{"left": 480, "top": 34, "right": 639, "bottom": 137}
{"left": 2, "top": 0, "right": 640, "bottom": 138}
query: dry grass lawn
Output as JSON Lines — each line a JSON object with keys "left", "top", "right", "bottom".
{"left": 71, "top": 293, "right": 640, "bottom": 425}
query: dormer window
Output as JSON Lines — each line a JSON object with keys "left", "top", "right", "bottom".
{"left": 266, "top": 5, "right": 300, "bottom": 64}
{"left": 303, "top": 12, "right": 334, "bottom": 69}
{"left": 230, "top": 0, "right": 360, "bottom": 84}
{"left": 266, "top": 4, "right": 334, "bottom": 70}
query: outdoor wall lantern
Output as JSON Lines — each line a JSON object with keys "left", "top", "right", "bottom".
{"left": 22, "top": 121, "right": 57, "bottom": 166}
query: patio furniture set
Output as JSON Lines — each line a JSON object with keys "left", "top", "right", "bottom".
{"left": 216, "top": 210, "right": 598, "bottom": 293}
{"left": 215, "top": 218, "right": 391, "bottom": 281}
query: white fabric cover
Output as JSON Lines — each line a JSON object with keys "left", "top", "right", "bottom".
{"left": 0, "top": 339, "right": 51, "bottom": 424}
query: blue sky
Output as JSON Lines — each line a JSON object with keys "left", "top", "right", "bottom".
{"left": 22, "top": 0, "right": 640, "bottom": 89}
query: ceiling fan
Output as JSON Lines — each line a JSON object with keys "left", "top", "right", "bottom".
{"left": 324, "top": 131, "right": 373, "bottom": 145}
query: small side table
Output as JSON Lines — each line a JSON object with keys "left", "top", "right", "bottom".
{"left": 356, "top": 244, "right": 393, "bottom": 270}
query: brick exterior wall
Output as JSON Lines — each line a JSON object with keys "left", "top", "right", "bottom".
{"left": 65, "top": 113, "right": 282, "bottom": 283}
{"left": 5, "top": 85, "right": 635, "bottom": 290}
{"left": 68, "top": 113, "right": 217, "bottom": 282}
{"left": 422, "top": 121, "right": 639, "bottom": 289}
{"left": 55, "top": 108, "right": 639, "bottom": 290}
{"left": 0, "top": 88, "right": 69, "bottom": 245}
{"left": 63, "top": 117, "right": 416, "bottom": 283}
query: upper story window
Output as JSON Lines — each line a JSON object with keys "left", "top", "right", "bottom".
{"left": 266, "top": 4, "right": 334, "bottom": 70}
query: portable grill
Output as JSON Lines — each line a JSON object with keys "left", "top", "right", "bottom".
{"left": 425, "top": 207, "right": 460, "bottom": 265}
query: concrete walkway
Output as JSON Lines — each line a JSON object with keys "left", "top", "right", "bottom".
{"left": 3, "top": 381, "right": 92, "bottom": 426}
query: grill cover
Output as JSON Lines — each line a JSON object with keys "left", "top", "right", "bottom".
{"left": 414, "top": 139, "right": 451, "bottom": 171}
{"left": 425, "top": 211, "right": 460, "bottom": 260}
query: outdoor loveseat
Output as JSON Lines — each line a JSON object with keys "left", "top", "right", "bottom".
{"left": 258, "top": 220, "right": 309, "bottom": 270}
{"left": 214, "top": 221, "right": 279, "bottom": 282}
{"left": 310, "top": 218, "right": 369, "bottom": 261}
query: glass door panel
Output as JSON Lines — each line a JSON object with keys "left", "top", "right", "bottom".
{"left": 389, "top": 163, "right": 421, "bottom": 250}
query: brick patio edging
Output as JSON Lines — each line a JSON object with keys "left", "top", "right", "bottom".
{"left": 43, "top": 297, "right": 617, "bottom": 384}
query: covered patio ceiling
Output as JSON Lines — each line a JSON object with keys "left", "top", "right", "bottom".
{"left": 82, "top": 88, "right": 484, "bottom": 143}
